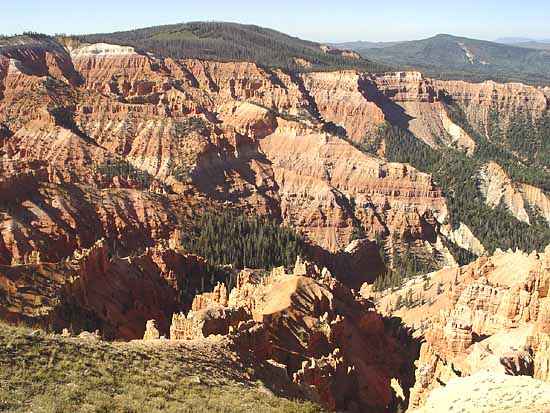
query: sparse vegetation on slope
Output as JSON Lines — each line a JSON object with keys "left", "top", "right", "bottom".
{"left": 445, "top": 104, "right": 550, "bottom": 189}
{"left": 372, "top": 234, "right": 441, "bottom": 290}
{"left": 0, "top": 321, "right": 321, "bottom": 413}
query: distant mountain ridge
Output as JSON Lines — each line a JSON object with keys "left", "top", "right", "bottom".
{"left": 495, "top": 37, "right": 550, "bottom": 51}
{"left": 334, "top": 34, "right": 550, "bottom": 85}
{"left": 328, "top": 40, "right": 402, "bottom": 49}
{"left": 495, "top": 37, "right": 550, "bottom": 44}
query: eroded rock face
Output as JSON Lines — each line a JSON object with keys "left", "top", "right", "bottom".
{"left": 0, "top": 239, "right": 212, "bottom": 339}
{"left": 376, "top": 246, "right": 550, "bottom": 410}
{"left": 0, "top": 38, "right": 455, "bottom": 270}
{"left": 170, "top": 306, "right": 248, "bottom": 340}
{"left": 364, "top": 72, "right": 477, "bottom": 153}
{"left": 3, "top": 36, "right": 550, "bottom": 411}
{"left": 191, "top": 282, "right": 228, "bottom": 311}
{"left": 478, "top": 161, "right": 550, "bottom": 226}
{"left": 169, "top": 257, "right": 409, "bottom": 412}
{"left": 258, "top": 127, "right": 447, "bottom": 252}
{"left": 433, "top": 78, "right": 550, "bottom": 134}
{"left": 301, "top": 71, "right": 385, "bottom": 141}
{"left": 0, "top": 158, "right": 189, "bottom": 265}
{"left": 12, "top": 36, "right": 546, "bottom": 269}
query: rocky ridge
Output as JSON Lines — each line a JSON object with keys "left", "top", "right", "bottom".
{"left": 149, "top": 257, "right": 410, "bottom": 412}
{"left": 368, "top": 245, "right": 550, "bottom": 410}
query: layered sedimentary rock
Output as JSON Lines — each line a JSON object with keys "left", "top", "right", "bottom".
{"left": 258, "top": 126, "right": 447, "bottom": 252}
{"left": 365, "top": 72, "right": 477, "bottom": 153}
{"left": 433, "top": 78, "right": 550, "bottom": 134}
{"left": 2, "top": 35, "right": 550, "bottom": 412}
{"left": 0, "top": 158, "right": 195, "bottom": 264}
{"left": 0, "top": 38, "right": 82, "bottom": 87}
{"left": 0, "top": 38, "right": 454, "bottom": 268}
{"left": 301, "top": 71, "right": 384, "bottom": 141}
{"left": 13, "top": 37, "right": 545, "bottom": 266}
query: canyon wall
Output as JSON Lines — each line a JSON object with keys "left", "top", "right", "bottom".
{"left": 0, "top": 38, "right": 459, "bottom": 265}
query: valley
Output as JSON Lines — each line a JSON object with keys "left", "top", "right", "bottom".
{"left": 0, "top": 23, "right": 549, "bottom": 412}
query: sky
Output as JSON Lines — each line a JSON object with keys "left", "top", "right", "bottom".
{"left": 2, "top": 0, "right": 550, "bottom": 43}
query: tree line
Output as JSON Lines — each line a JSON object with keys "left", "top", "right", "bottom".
{"left": 178, "top": 210, "right": 309, "bottom": 271}
{"left": 377, "top": 120, "right": 550, "bottom": 257}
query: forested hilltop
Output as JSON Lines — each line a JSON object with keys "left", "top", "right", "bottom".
{"left": 336, "top": 34, "right": 550, "bottom": 85}
{"left": 77, "top": 22, "right": 389, "bottom": 72}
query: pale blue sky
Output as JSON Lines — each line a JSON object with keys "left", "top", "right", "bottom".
{"left": 3, "top": 0, "right": 549, "bottom": 42}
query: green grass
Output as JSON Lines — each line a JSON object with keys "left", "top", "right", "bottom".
{"left": 0, "top": 322, "right": 322, "bottom": 413}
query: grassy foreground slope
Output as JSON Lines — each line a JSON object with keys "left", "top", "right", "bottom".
{"left": 0, "top": 322, "right": 321, "bottom": 413}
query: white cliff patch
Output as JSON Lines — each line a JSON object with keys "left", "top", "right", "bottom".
{"left": 478, "top": 162, "right": 530, "bottom": 224}
{"left": 7, "top": 58, "right": 24, "bottom": 75}
{"left": 438, "top": 110, "right": 476, "bottom": 155}
{"left": 458, "top": 42, "right": 475, "bottom": 64}
{"left": 478, "top": 161, "right": 550, "bottom": 226}
{"left": 70, "top": 43, "right": 138, "bottom": 58}
{"left": 441, "top": 223, "right": 486, "bottom": 256}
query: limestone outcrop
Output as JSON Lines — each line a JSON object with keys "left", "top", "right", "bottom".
{"left": 478, "top": 161, "right": 550, "bottom": 226}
